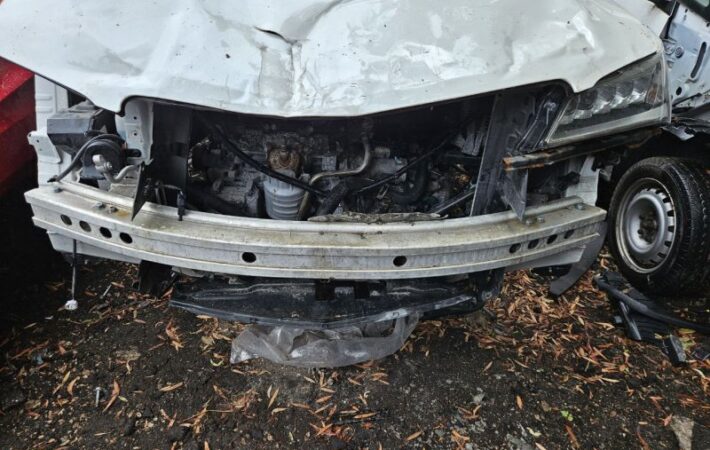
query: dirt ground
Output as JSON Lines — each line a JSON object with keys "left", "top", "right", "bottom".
{"left": 1, "top": 185, "right": 709, "bottom": 450}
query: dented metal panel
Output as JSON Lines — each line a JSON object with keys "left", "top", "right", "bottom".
{"left": 0, "top": 0, "right": 660, "bottom": 117}
{"left": 612, "top": 0, "right": 671, "bottom": 35}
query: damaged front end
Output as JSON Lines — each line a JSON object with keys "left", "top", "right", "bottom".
{"left": 1, "top": 0, "right": 671, "bottom": 326}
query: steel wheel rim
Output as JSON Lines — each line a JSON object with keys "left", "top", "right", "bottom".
{"left": 616, "top": 177, "right": 676, "bottom": 274}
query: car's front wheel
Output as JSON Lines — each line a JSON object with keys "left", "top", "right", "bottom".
{"left": 608, "top": 157, "right": 710, "bottom": 296}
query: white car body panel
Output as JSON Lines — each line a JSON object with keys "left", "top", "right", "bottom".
{"left": 612, "top": 0, "right": 671, "bottom": 35}
{"left": 0, "top": 0, "right": 659, "bottom": 117}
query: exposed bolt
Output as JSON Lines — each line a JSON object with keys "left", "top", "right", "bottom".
{"left": 94, "top": 387, "right": 102, "bottom": 407}
{"left": 482, "top": 291, "right": 493, "bottom": 301}
{"left": 575, "top": 203, "right": 586, "bottom": 210}
{"left": 93, "top": 202, "right": 106, "bottom": 210}
{"left": 675, "top": 47, "right": 684, "bottom": 58}
{"left": 108, "top": 206, "right": 118, "bottom": 214}
{"left": 524, "top": 218, "right": 535, "bottom": 226}
{"left": 53, "top": 187, "right": 62, "bottom": 193}
{"left": 537, "top": 216, "right": 545, "bottom": 224}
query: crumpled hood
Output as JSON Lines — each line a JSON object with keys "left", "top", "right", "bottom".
{"left": 0, "top": 0, "right": 660, "bottom": 117}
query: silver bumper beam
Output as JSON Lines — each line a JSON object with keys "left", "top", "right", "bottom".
{"left": 26, "top": 183, "right": 606, "bottom": 280}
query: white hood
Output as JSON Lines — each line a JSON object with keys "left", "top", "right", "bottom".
{"left": 0, "top": 0, "right": 660, "bottom": 117}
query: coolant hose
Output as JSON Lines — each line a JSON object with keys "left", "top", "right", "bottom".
{"left": 315, "top": 178, "right": 369, "bottom": 216}
{"left": 297, "top": 136, "right": 373, "bottom": 220}
{"left": 387, "top": 162, "right": 428, "bottom": 206}
{"left": 186, "top": 186, "right": 245, "bottom": 216}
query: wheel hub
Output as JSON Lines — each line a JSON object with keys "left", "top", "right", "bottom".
{"left": 617, "top": 179, "right": 676, "bottom": 273}
{"left": 637, "top": 211, "right": 658, "bottom": 243}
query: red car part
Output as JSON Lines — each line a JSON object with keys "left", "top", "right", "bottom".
{"left": 0, "top": 58, "right": 35, "bottom": 196}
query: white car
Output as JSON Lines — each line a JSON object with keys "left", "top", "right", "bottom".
{"left": 0, "top": 0, "right": 694, "bottom": 326}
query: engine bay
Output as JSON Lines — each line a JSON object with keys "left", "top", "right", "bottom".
{"left": 48, "top": 97, "right": 506, "bottom": 222}
{"left": 42, "top": 84, "right": 600, "bottom": 225}
{"left": 190, "top": 105, "right": 486, "bottom": 221}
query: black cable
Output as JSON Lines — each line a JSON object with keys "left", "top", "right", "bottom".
{"left": 595, "top": 276, "right": 710, "bottom": 335}
{"left": 355, "top": 134, "right": 452, "bottom": 195}
{"left": 429, "top": 186, "right": 477, "bottom": 215}
{"left": 48, "top": 134, "right": 124, "bottom": 183}
{"left": 201, "top": 119, "right": 326, "bottom": 196}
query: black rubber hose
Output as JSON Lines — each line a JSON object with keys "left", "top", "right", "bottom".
{"left": 186, "top": 186, "right": 244, "bottom": 216}
{"left": 48, "top": 134, "right": 124, "bottom": 183}
{"left": 355, "top": 134, "right": 452, "bottom": 195}
{"left": 387, "top": 162, "right": 428, "bottom": 206}
{"left": 595, "top": 276, "right": 710, "bottom": 335}
{"left": 200, "top": 119, "right": 325, "bottom": 196}
{"left": 315, "top": 177, "right": 369, "bottom": 216}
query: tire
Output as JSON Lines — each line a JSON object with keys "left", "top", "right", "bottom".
{"left": 608, "top": 157, "right": 710, "bottom": 296}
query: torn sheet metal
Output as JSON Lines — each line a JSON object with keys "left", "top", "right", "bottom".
{"left": 0, "top": 0, "right": 659, "bottom": 117}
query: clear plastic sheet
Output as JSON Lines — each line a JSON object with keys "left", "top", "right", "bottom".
{"left": 230, "top": 314, "right": 420, "bottom": 368}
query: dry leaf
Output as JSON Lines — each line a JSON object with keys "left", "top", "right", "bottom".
{"left": 53, "top": 371, "right": 71, "bottom": 395}
{"left": 103, "top": 380, "right": 120, "bottom": 412}
{"left": 636, "top": 427, "right": 651, "bottom": 450}
{"left": 315, "top": 395, "right": 332, "bottom": 404}
{"left": 290, "top": 402, "right": 311, "bottom": 411}
{"left": 160, "top": 382, "right": 184, "bottom": 392}
{"left": 451, "top": 429, "right": 470, "bottom": 442}
{"left": 565, "top": 425, "right": 580, "bottom": 449}
{"left": 405, "top": 430, "right": 423, "bottom": 442}
{"left": 662, "top": 414, "right": 673, "bottom": 427}
{"left": 165, "top": 319, "right": 184, "bottom": 351}
{"left": 268, "top": 387, "right": 280, "bottom": 409}
{"left": 67, "top": 376, "right": 80, "bottom": 397}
